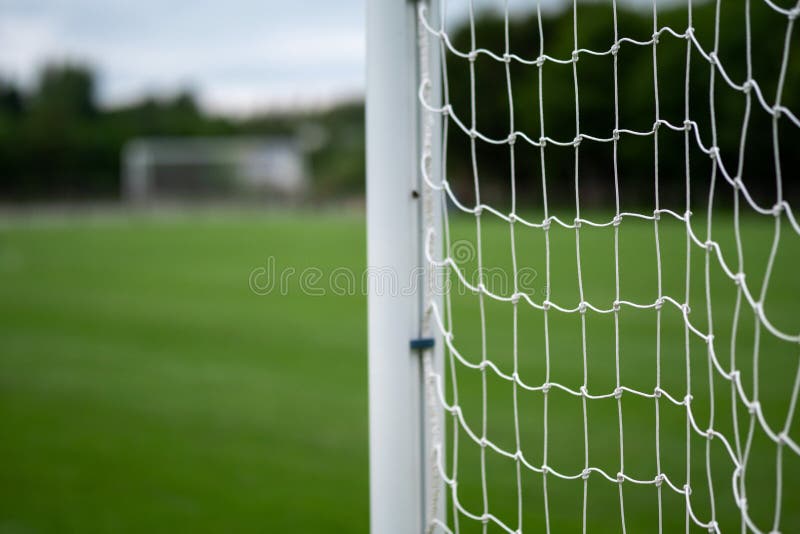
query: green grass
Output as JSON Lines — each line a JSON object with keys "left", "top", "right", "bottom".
{"left": 0, "top": 212, "right": 368, "bottom": 533}
{"left": 0, "top": 210, "right": 798, "bottom": 533}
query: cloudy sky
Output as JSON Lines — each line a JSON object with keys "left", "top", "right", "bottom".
{"left": 0, "top": 0, "right": 666, "bottom": 116}
{"left": 0, "top": 0, "right": 366, "bottom": 114}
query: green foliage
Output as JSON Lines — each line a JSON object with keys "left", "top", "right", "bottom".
{"left": 0, "top": 64, "right": 364, "bottom": 201}
{"left": 306, "top": 102, "right": 365, "bottom": 198}
{"left": 443, "top": 2, "right": 800, "bottom": 209}
{"left": 1, "top": 2, "right": 796, "bottom": 207}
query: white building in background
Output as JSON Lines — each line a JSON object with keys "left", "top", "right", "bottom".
{"left": 122, "top": 137, "right": 309, "bottom": 204}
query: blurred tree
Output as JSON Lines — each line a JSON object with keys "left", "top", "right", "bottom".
{"left": 0, "top": 79, "right": 23, "bottom": 117}
{"left": 443, "top": 2, "right": 800, "bottom": 209}
{"left": 3, "top": 1, "right": 792, "bottom": 205}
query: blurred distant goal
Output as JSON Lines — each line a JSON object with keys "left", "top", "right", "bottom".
{"left": 367, "top": 0, "right": 800, "bottom": 533}
{"left": 122, "top": 137, "right": 309, "bottom": 204}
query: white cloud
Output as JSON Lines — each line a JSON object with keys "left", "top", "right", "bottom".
{"left": 0, "top": 0, "right": 365, "bottom": 114}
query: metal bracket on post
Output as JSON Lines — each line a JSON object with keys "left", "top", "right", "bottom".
{"left": 410, "top": 337, "right": 435, "bottom": 351}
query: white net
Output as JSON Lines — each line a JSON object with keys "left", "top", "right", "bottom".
{"left": 417, "top": 0, "right": 800, "bottom": 532}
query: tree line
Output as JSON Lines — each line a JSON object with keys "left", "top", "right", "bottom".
{"left": 0, "top": 64, "right": 364, "bottom": 201}
{"left": 0, "top": 1, "right": 796, "bottom": 207}
{"left": 440, "top": 1, "right": 799, "bottom": 210}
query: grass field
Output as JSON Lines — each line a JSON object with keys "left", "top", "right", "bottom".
{"left": 0, "top": 210, "right": 798, "bottom": 533}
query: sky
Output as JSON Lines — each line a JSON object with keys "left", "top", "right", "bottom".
{"left": 0, "top": 0, "right": 366, "bottom": 115}
{"left": 0, "top": 0, "right": 670, "bottom": 116}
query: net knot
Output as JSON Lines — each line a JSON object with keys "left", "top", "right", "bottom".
{"left": 502, "top": 52, "right": 512, "bottom": 64}
{"left": 468, "top": 128, "right": 478, "bottom": 140}
{"left": 614, "top": 387, "right": 623, "bottom": 399}
{"left": 778, "top": 431, "right": 789, "bottom": 446}
{"left": 742, "top": 79, "right": 754, "bottom": 94}
{"left": 541, "top": 382, "right": 552, "bottom": 394}
{"left": 538, "top": 135, "right": 548, "bottom": 147}
{"left": 441, "top": 105, "right": 451, "bottom": 117}
{"left": 612, "top": 300, "right": 621, "bottom": 312}
{"left": 704, "top": 240, "right": 714, "bottom": 251}
{"left": 541, "top": 464, "right": 550, "bottom": 475}
{"left": 683, "top": 119, "right": 693, "bottom": 131}
{"left": 653, "top": 387, "right": 663, "bottom": 398}
{"left": 573, "top": 134, "right": 583, "bottom": 147}
{"left": 655, "top": 473, "right": 665, "bottom": 487}
{"left": 705, "top": 333, "right": 714, "bottom": 345}
{"left": 571, "top": 50, "right": 580, "bottom": 62}
{"left": 683, "top": 393, "right": 693, "bottom": 405}
{"left": 707, "top": 51, "right": 718, "bottom": 66}
{"left": 479, "top": 437, "right": 488, "bottom": 448}
{"left": 734, "top": 271, "right": 746, "bottom": 286}
{"left": 684, "top": 26, "right": 695, "bottom": 40}
{"left": 773, "top": 105, "right": 783, "bottom": 119}
{"left": 578, "top": 301, "right": 588, "bottom": 314}
{"left": 581, "top": 468, "right": 591, "bottom": 480}
{"left": 738, "top": 497, "right": 748, "bottom": 510}
{"left": 508, "top": 212, "right": 517, "bottom": 224}
{"left": 708, "top": 146, "right": 720, "bottom": 160}
{"left": 772, "top": 202, "right": 784, "bottom": 216}
{"left": 654, "top": 297, "right": 664, "bottom": 310}
{"left": 467, "top": 50, "right": 478, "bottom": 62}
{"left": 610, "top": 42, "right": 620, "bottom": 56}
{"left": 507, "top": 132, "right": 517, "bottom": 146}
{"left": 612, "top": 214, "right": 622, "bottom": 227}
{"left": 612, "top": 129, "right": 621, "bottom": 141}
{"left": 652, "top": 31, "right": 661, "bottom": 44}
{"left": 682, "top": 303, "right": 691, "bottom": 315}
{"left": 541, "top": 217, "right": 551, "bottom": 231}
{"left": 510, "top": 292, "right": 520, "bottom": 305}
{"left": 579, "top": 385, "right": 589, "bottom": 398}
{"left": 705, "top": 428, "right": 714, "bottom": 440}
{"left": 616, "top": 472, "right": 625, "bottom": 484}
{"left": 683, "top": 483, "right": 692, "bottom": 496}
{"left": 473, "top": 204, "right": 483, "bottom": 217}
{"left": 790, "top": 7, "right": 800, "bottom": 20}
{"left": 748, "top": 400, "right": 760, "bottom": 415}
{"left": 652, "top": 119, "right": 661, "bottom": 132}
{"left": 574, "top": 217, "right": 582, "bottom": 229}
{"left": 652, "top": 209, "right": 661, "bottom": 221}
{"left": 535, "top": 55, "right": 546, "bottom": 68}
{"left": 732, "top": 176, "right": 743, "bottom": 190}
{"left": 542, "top": 299, "right": 552, "bottom": 311}
{"left": 707, "top": 521, "right": 719, "bottom": 533}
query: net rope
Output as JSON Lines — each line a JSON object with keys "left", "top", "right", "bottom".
{"left": 417, "top": 0, "right": 800, "bottom": 532}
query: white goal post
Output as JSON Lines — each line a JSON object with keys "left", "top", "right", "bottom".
{"left": 368, "top": 0, "right": 800, "bottom": 533}
{"left": 367, "top": 0, "right": 444, "bottom": 531}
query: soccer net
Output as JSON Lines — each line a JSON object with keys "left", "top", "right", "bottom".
{"left": 415, "top": 0, "right": 800, "bottom": 532}
{"left": 122, "top": 137, "right": 308, "bottom": 204}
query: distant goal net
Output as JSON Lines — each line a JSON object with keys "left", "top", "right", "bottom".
{"left": 367, "top": 0, "right": 800, "bottom": 533}
{"left": 122, "top": 137, "right": 308, "bottom": 204}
